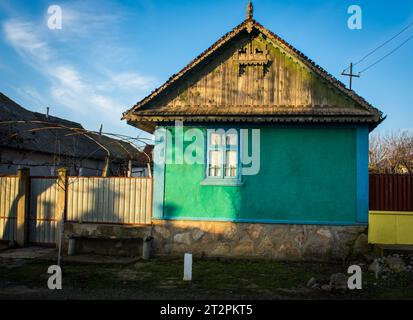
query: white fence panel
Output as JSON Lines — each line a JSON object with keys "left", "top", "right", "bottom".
{"left": 0, "top": 176, "right": 19, "bottom": 241}
{"left": 67, "top": 177, "right": 152, "bottom": 225}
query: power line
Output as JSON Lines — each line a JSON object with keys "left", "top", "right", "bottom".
{"left": 344, "top": 20, "right": 413, "bottom": 72}
{"left": 359, "top": 33, "right": 413, "bottom": 74}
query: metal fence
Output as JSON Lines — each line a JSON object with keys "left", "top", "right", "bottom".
{"left": 66, "top": 177, "right": 152, "bottom": 225}
{"left": 369, "top": 174, "right": 413, "bottom": 212}
{"left": 0, "top": 174, "right": 153, "bottom": 245}
{"left": 0, "top": 176, "right": 19, "bottom": 241}
{"left": 29, "top": 177, "right": 59, "bottom": 245}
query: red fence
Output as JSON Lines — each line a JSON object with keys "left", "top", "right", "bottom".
{"left": 369, "top": 174, "right": 413, "bottom": 212}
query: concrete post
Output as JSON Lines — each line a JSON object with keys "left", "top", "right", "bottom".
{"left": 55, "top": 168, "right": 68, "bottom": 249}
{"left": 16, "top": 168, "right": 30, "bottom": 247}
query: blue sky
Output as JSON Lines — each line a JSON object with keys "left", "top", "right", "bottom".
{"left": 0, "top": 0, "right": 412, "bottom": 139}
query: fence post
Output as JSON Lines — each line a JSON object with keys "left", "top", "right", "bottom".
{"left": 55, "top": 168, "right": 68, "bottom": 249}
{"left": 16, "top": 168, "right": 30, "bottom": 247}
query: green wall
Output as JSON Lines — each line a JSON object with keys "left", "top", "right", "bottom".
{"left": 160, "top": 126, "right": 358, "bottom": 224}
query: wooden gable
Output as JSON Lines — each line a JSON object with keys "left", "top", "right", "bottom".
{"left": 123, "top": 17, "right": 383, "bottom": 133}
{"left": 158, "top": 32, "right": 357, "bottom": 109}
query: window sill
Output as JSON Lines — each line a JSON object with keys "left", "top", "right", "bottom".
{"left": 200, "top": 178, "right": 244, "bottom": 187}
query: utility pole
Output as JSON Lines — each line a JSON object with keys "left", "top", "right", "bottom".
{"left": 341, "top": 63, "right": 360, "bottom": 90}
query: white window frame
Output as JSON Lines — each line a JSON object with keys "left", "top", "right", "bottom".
{"left": 203, "top": 129, "right": 242, "bottom": 186}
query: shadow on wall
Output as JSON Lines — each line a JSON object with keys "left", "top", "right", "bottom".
{"left": 70, "top": 182, "right": 122, "bottom": 224}
{"left": 29, "top": 200, "right": 55, "bottom": 244}
{"left": 28, "top": 177, "right": 60, "bottom": 245}
{"left": 66, "top": 177, "right": 152, "bottom": 225}
{"left": 3, "top": 188, "right": 19, "bottom": 243}
{"left": 0, "top": 175, "right": 21, "bottom": 244}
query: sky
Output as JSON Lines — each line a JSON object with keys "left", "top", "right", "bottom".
{"left": 0, "top": 0, "right": 412, "bottom": 140}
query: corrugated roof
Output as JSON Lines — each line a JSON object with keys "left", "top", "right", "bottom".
{"left": 0, "top": 93, "right": 152, "bottom": 165}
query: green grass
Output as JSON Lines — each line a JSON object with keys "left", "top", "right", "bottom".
{"left": 0, "top": 257, "right": 412, "bottom": 299}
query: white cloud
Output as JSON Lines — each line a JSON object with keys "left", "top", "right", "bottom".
{"left": 55, "top": 5, "right": 124, "bottom": 38}
{"left": 2, "top": 13, "right": 156, "bottom": 131}
{"left": 52, "top": 65, "right": 86, "bottom": 92}
{"left": 3, "top": 20, "right": 53, "bottom": 61}
{"left": 49, "top": 65, "right": 123, "bottom": 115}
{"left": 100, "top": 71, "right": 156, "bottom": 92}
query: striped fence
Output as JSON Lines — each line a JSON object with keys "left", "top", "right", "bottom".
{"left": 66, "top": 177, "right": 152, "bottom": 225}
{"left": 369, "top": 174, "right": 413, "bottom": 211}
{"left": 29, "top": 177, "right": 59, "bottom": 245}
{"left": 0, "top": 176, "right": 19, "bottom": 242}
{"left": 0, "top": 170, "right": 153, "bottom": 246}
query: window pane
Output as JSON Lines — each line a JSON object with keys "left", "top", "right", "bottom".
{"left": 226, "top": 133, "right": 237, "bottom": 146}
{"left": 225, "top": 150, "right": 237, "bottom": 177}
{"left": 210, "top": 133, "right": 221, "bottom": 146}
{"left": 209, "top": 150, "right": 222, "bottom": 177}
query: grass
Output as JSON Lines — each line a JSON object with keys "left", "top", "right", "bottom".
{"left": 0, "top": 257, "right": 412, "bottom": 299}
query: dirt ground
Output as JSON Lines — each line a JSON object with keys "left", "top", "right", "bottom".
{"left": 0, "top": 247, "right": 412, "bottom": 300}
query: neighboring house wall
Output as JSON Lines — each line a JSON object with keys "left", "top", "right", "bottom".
{"left": 132, "top": 166, "right": 150, "bottom": 177}
{"left": 0, "top": 147, "right": 116, "bottom": 176}
{"left": 155, "top": 125, "right": 369, "bottom": 225}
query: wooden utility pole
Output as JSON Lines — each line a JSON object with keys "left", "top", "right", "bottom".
{"left": 56, "top": 168, "right": 68, "bottom": 266}
{"left": 102, "top": 156, "right": 110, "bottom": 177}
{"left": 341, "top": 63, "right": 360, "bottom": 90}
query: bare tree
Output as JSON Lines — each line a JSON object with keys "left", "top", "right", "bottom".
{"left": 370, "top": 130, "right": 413, "bottom": 173}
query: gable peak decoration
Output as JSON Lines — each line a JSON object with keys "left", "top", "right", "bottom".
{"left": 246, "top": 0, "right": 254, "bottom": 33}
{"left": 246, "top": 0, "right": 254, "bottom": 20}
{"left": 234, "top": 37, "right": 271, "bottom": 76}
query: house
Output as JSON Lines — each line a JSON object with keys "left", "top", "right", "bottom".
{"left": 123, "top": 2, "right": 384, "bottom": 260}
{"left": 132, "top": 144, "right": 154, "bottom": 177}
{"left": 0, "top": 93, "right": 152, "bottom": 177}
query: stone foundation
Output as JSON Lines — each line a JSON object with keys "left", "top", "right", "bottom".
{"left": 63, "top": 220, "right": 368, "bottom": 261}
{"left": 152, "top": 220, "right": 368, "bottom": 261}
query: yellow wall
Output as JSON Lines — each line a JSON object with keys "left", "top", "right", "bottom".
{"left": 369, "top": 211, "right": 413, "bottom": 245}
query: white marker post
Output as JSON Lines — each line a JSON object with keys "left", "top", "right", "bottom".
{"left": 183, "top": 253, "right": 192, "bottom": 281}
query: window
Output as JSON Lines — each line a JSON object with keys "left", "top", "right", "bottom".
{"left": 202, "top": 129, "right": 243, "bottom": 186}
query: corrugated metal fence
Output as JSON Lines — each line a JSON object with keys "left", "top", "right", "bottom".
{"left": 66, "top": 177, "right": 152, "bottom": 225}
{"left": 369, "top": 174, "right": 413, "bottom": 212}
{"left": 29, "top": 177, "right": 59, "bottom": 245}
{"left": 0, "top": 174, "right": 152, "bottom": 245}
{"left": 0, "top": 176, "right": 19, "bottom": 241}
